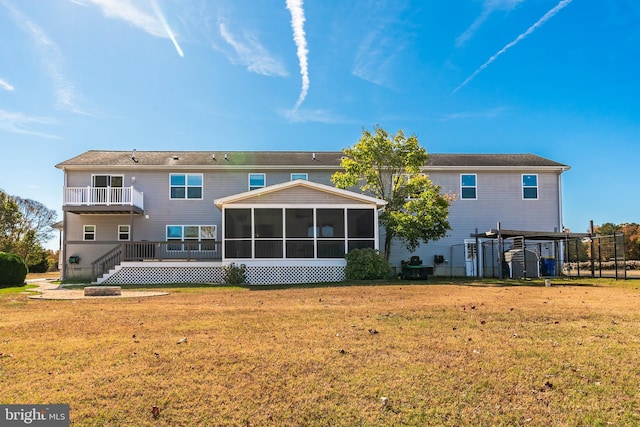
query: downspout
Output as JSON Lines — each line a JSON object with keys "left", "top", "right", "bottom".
{"left": 557, "top": 167, "right": 568, "bottom": 233}
{"left": 557, "top": 167, "right": 568, "bottom": 277}
{"left": 62, "top": 211, "right": 67, "bottom": 281}
{"left": 61, "top": 168, "right": 67, "bottom": 281}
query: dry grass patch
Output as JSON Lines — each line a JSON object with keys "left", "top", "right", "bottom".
{"left": 1, "top": 282, "right": 640, "bottom": 426}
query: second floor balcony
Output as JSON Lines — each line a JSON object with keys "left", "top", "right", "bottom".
{"left": 63, "top": 186, "right": 144, "bottom": 215}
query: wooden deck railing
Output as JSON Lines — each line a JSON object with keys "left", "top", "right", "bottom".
{"left": 91, "top": 241, "right": 222, "bottom": 282}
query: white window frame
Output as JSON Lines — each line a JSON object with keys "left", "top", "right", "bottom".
{"left": 291, "top": 173, "right": 308, "bottom": 181}
{"left": 169, "top": 173, "right": 203, "bottom": 200}
{"left": 460, "top": 174, "right": 477, "bottom": 200}
{"left": 118, "top": 224, "right": 130, "bottom": 241}
{"left": 83, "top": 225, "right": 96, "bottom": 241}
{"left": 248, "top": 173, "right": 266, "bottom": 191}
{"left": 522, "top": 174, "right": 539, "bottom": 200}
{"left": 166, "top": 225, "right": 217, "bottom": 251}
{"left": 92, "top": 174, "right": 124, "bottom": 187}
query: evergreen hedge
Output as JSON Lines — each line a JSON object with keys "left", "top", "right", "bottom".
{"left": 0, "top": 252, "right": 28, "bottom": 288}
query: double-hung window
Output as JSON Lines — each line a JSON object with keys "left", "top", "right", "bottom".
{"left": 460, "top": 174, "right": 477, "bottom": 200}
{"left": 84, "top": 225, "right": 96, "bottom": 241}
{"left": 522, "top": 174, "right": 538, "bottom": 199}
{"left": 118, "top": 225, "right": 130, "bottom": 241}
{"left": 248, "top": 173, "right": 265, "bottom": 191}
{"left": 170, "top": 173, "right": 203, "bottom": 199}
{"left": 291, "top": 173, "right": 308, "bottom": 181}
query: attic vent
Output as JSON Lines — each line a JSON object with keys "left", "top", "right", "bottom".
{"left": 171, "top": 155, "right": 179, "bottom": 160}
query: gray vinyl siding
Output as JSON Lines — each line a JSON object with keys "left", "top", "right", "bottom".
{"left": 433, "top": 170, "right": 561, "bottom": 233}
{"left": 64, "top": 242, "right": 124, "bottom": 279}
{"left": 387, "top": 169, "right": 563, "bottom": 270}
{"left": 237, "top": 186, "right": 370, "bottom": 205}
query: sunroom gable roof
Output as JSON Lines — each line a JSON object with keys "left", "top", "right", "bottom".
{"left": 214, "top": 179, "right": 387, "bottom": 208}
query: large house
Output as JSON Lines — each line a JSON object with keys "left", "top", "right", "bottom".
{"left": 56, "top": 150, "right": 572, "bottom": 284}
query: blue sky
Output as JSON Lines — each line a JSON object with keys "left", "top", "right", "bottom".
{"left": 1, "top": 0, "right": 639, "bottom": 248}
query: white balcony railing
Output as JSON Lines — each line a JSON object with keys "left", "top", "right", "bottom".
{"left": 64, "top": 186, "right": 144, "bottom": 209}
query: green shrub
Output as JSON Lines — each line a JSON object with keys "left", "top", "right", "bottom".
{"left": 0, "top": 252, "right": 28, "bottom": 288}
{"left": 222, "top": 263, "right": 247, "bottom": 285}
{"left": 28, "top": 253, "right": 50, "bottom": 273}
{"left": 345, "top": 248, "right": 393, "bottom": 280}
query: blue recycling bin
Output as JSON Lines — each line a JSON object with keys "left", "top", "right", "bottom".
{"left": 540, "top": 258, "right": 556, "bottom": 276}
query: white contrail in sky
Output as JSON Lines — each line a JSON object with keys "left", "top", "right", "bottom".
{"left": 286, "top": 0, "right": 309, "bottom": 111}
{"left": 456, "top": 0, "right": 525, "bottom": 47}
{"left": 453, "top": 0, "right": 573, "bottom": 94}
{"left": 0, "top": 78, "right": 14, "bottom": 91}
{"left": 73, "top": 0, "right": 183, "bottom": 57}
{"left": 150, "top": 0, "right": 184, "bottom": 57}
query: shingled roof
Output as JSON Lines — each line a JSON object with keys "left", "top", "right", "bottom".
{"left": 56, "top": 150, "right": 569, "bottom": 170}
{"left": 425, "top": 153, "right": 568, "bottom": 168}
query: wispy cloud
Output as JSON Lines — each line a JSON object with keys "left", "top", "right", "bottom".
{"left": 350, "top": 1, "right": 409, "bottom": 88}
{"left": 72, "top": 0, "right": 184, "bottom": 57}
{"left": 286, "top": 0, "right": 309, "bottom": 111}
{"left": 456, "top": 0, "right": 525, "bottom": 47}
{"left": 0, "top": 110, "right": 60, "bottom": 139}
{"left": 453, "top": 0, "right": 573, "bottom": 94}
{"left": 352, "top": 29, "right": 397, "bottom": 87}
{"left": 3, "top": 2, "right": 90, "bottom": 114}
{"left": 0, "top": 78, "right": 14, "bottom": 91}
{"left": 218, "top": 23, "right": 288, "bottom": 76}
{"left": 438, "top": 107, "right": 506, "bottom": 121}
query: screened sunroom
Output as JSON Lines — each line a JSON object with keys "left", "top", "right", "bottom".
{"left": 214, "top": 180, "right": 386, "bottom": 263}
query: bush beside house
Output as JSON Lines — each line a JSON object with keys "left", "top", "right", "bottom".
{"left": 345, "top": 248, "right": 393, "bottom": 280}
{"left": 0, "top": 252, "right": 28, "bottom": 288}
{"left": 222, "top": 263, "right": 247, "bottom": 285}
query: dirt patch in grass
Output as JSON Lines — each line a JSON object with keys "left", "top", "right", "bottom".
{"left": 1, "top": 283, "right": 639, "bottom": 426}
{"left": 26, "top": 271, "right": 61, "bottom": 281}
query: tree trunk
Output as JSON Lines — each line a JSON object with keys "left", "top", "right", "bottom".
{"left": 384, "top": 233, "right": 393, "bottom": 262}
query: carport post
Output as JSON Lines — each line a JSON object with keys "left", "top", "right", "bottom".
{"left": 614, "top": 231, "right": 619, "bottom": 280}
{"left": 590, "top": 220, "right": 595, "bottom": 278}
{"left": 497, "top": 222, "right": 504, "bottom": 279}
{"left": 575, "top": 239, "right": 580, "bottom": 277}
